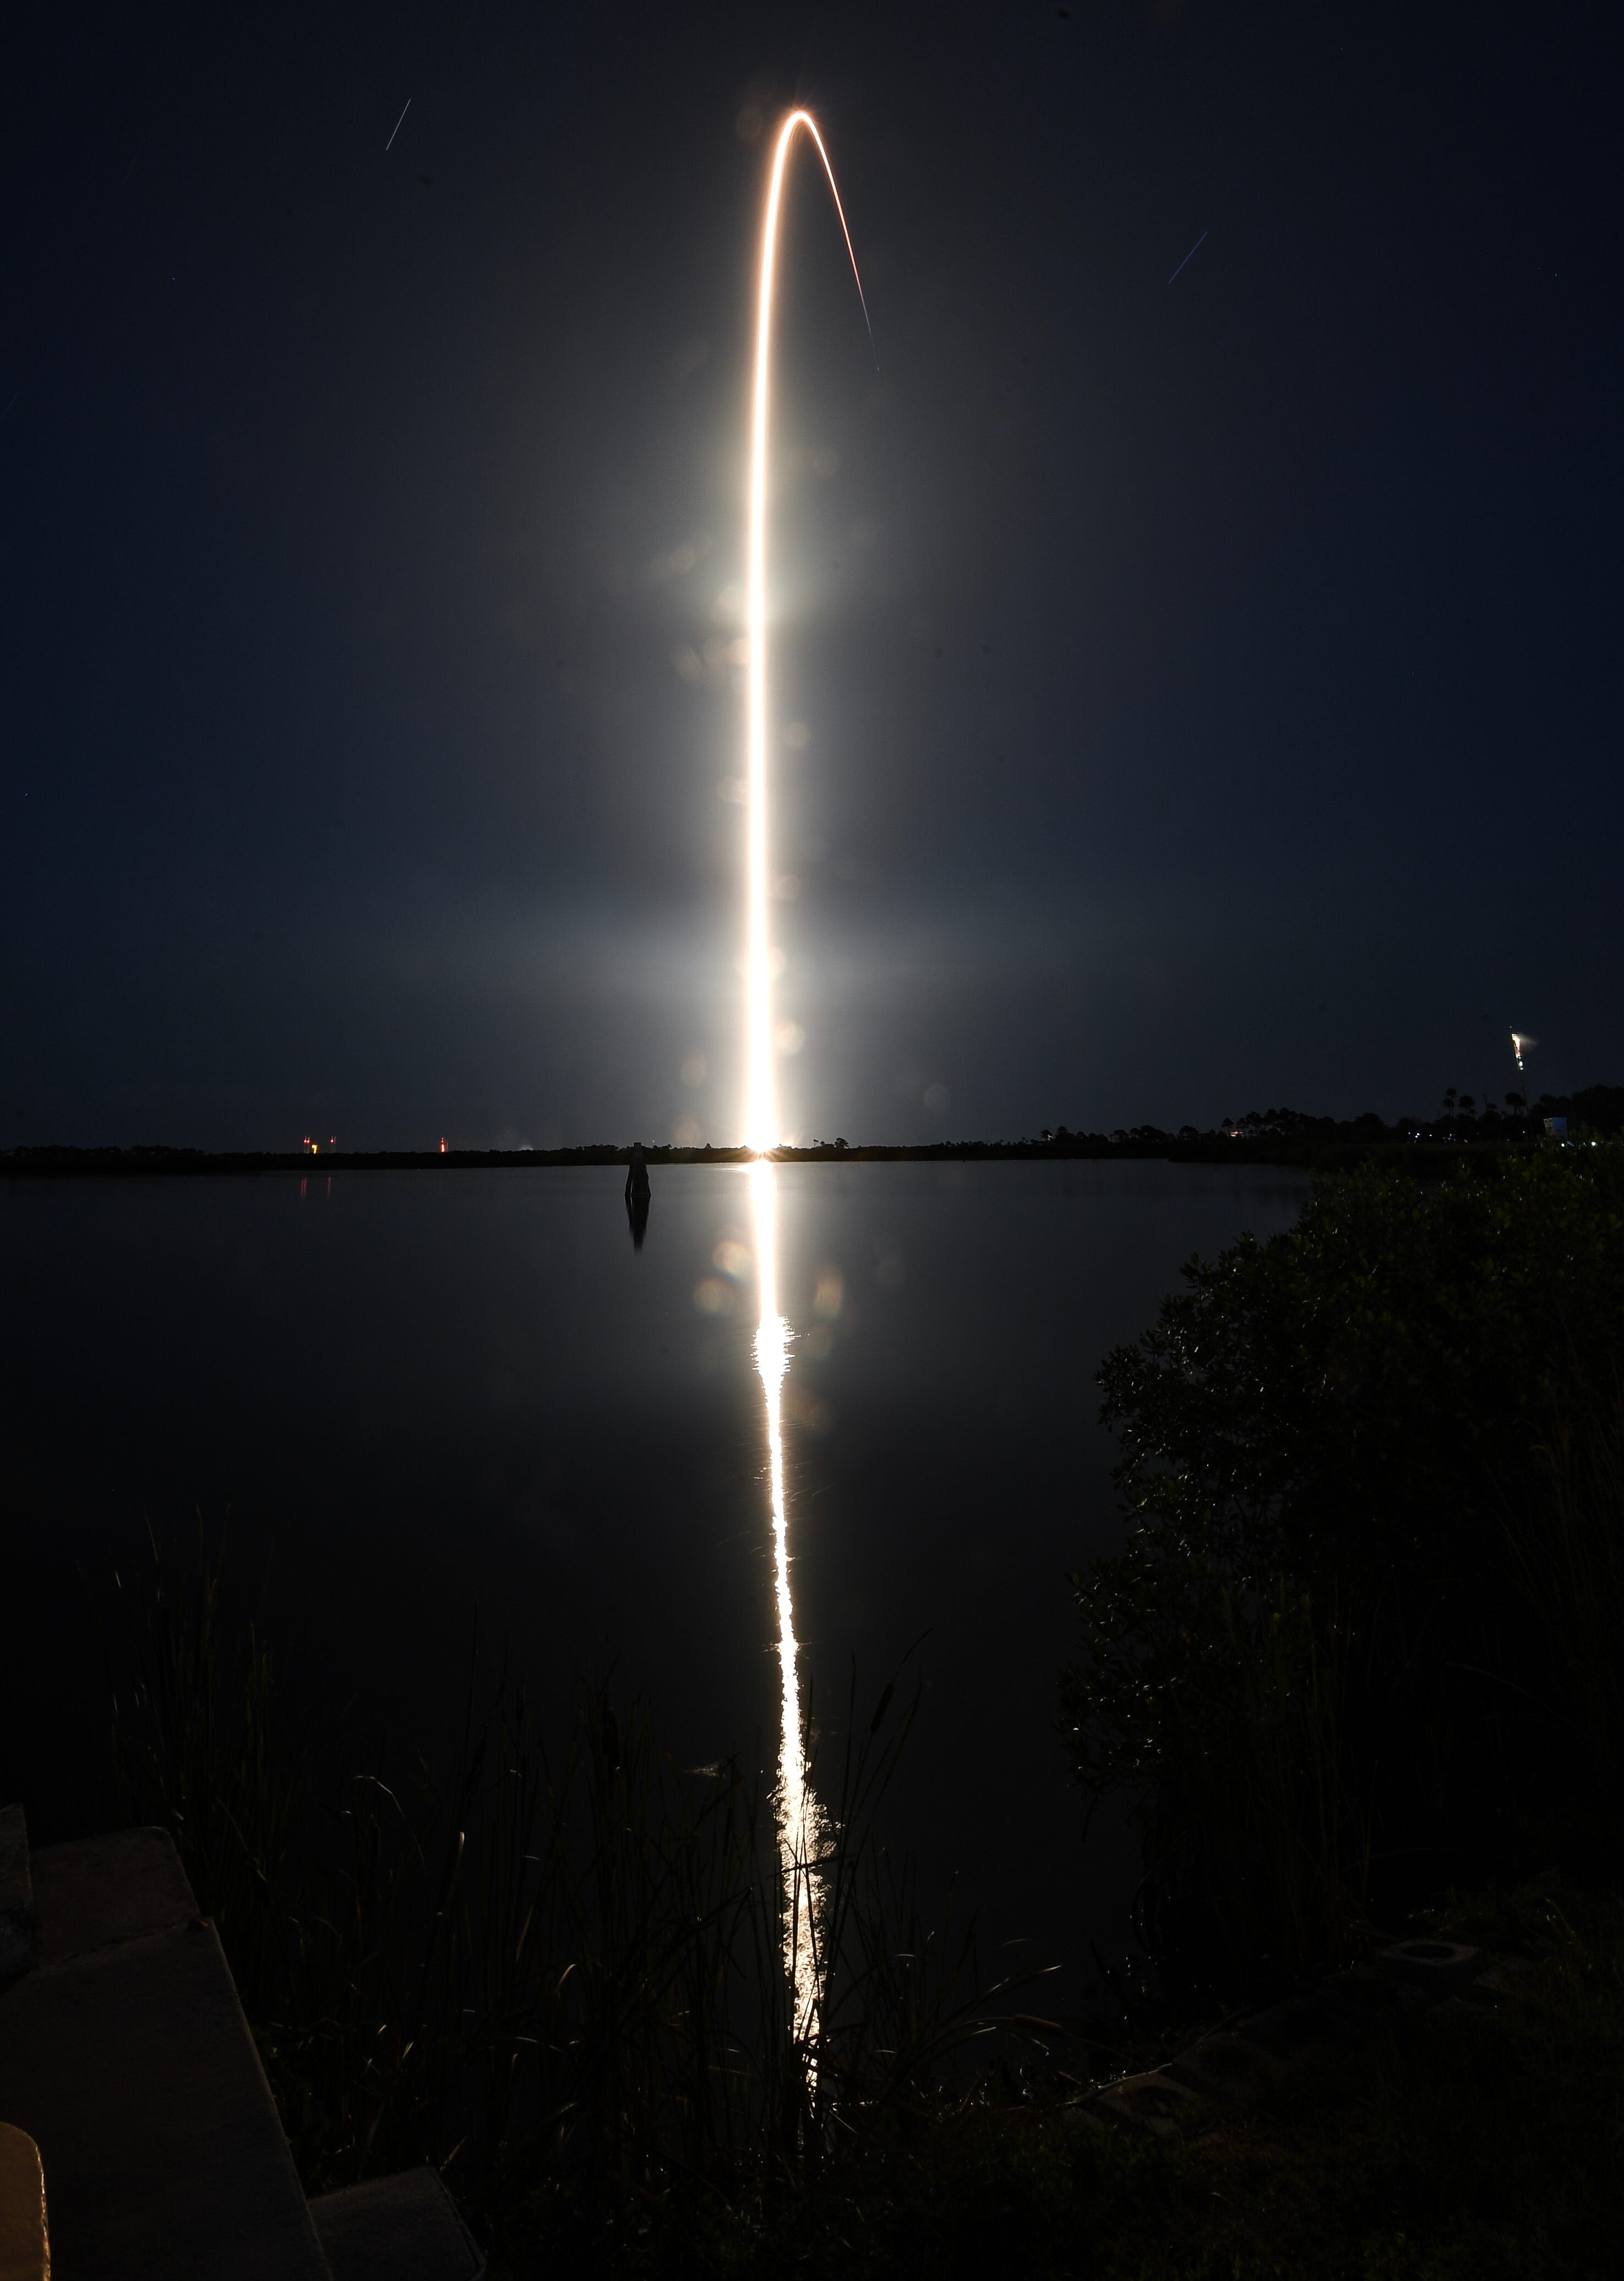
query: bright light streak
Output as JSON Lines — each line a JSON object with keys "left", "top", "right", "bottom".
{"left": 749, "top": 1157, "right": 824, "bottom": 2033}
{"left": 742, "top": 108, "right": 868, "bottom": 2038}
{"left": 745, "top": 109, "right": 868, "bottom": 1155}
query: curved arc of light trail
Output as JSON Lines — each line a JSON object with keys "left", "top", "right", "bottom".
{"left": 743, "top": 108, "right": 869, "bottom": 2042}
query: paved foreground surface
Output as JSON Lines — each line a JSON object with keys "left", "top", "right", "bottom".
{"left": 0, "top": 1817, "right": 481, "bottom": 2280}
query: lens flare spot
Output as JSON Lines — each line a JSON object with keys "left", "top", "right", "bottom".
{"left": 713, "top": 1238, "right": 751, "bottom": 1280}
{"left": 693, "top": 1277, "right": 733, "bottom": 1315}
{"left": 775, "top": 1020, "right": 805, "bottom": 1055}
{"left": 783, "top": 1382, "right": 833, "bottom": 1435}
{"left": 923, "top": 1081, "right": 950, "bottom": 1111}
{"left": 681, "top": 1054, "right": 706, "bottom": 1087}
{"left": 811, "top": 1266, "right": 844, "bottom": 1319}
{"left": 647, "top": 536, "right": 709, "bottom": 582}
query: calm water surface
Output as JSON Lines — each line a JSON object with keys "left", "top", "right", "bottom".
{"left": 1, "top": 1160, "right": 1307, "bottom": 1979}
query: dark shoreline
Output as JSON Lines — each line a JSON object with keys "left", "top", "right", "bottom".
{"left": 0, "top": 1135, "right": 1545, "bottom": 1178}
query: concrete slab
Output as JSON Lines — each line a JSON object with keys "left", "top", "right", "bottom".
{"left": 30, "top": 1827, "right": 195, "bottom": 1968}
{"left": 310, "top": 2168, "right": 484, "bottom": 2281}
{"left": 0, "top": 1898, "right": 329, "bottom": 2279}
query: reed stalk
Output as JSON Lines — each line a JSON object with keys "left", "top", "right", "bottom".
{"left": 104, "top": 1526, "right": 1001, "bottom": 2237}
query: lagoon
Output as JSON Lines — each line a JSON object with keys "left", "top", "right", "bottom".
{"left": 1, "top": 1159, "right": 1307, "bottom": 1980}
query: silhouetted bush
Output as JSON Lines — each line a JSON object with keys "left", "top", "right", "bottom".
{"left": 1062, "top": 1147, "right": 1624, "bottom": 1993}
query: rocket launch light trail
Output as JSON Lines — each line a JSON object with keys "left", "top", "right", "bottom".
{"left": 745, "top": 110, "right": 868, "bottom": 1159}
{"left": 742, "top": 108, "right": 869, "bottom": 2034}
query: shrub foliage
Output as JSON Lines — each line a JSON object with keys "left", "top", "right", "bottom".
{"left": 1062, "top": 1148, "right": 1624, "bottom": 1985}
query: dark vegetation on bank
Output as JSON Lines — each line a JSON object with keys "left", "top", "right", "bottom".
{"left": 106, "top": 1558, "right": 1006, "bottom": 2271}
{"left": 9, "top": 1079, "right": 1623, "bottom": 1175}
{"left": 93, "top": 1141, "right": 1624, "bottom": 2274}
{"left": 1061, "top": 1146, "right": 1624, "bottom": 1992}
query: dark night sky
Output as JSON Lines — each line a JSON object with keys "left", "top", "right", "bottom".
{"left": 2, "top": 1, "right": 1620, "bottom": 1148}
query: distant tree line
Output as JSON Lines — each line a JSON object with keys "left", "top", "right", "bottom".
{"left": 1036, "top": 1082, "right": 1624, "bottom": 1152}
{"left": 5, "top": 1084, "right": 1622, "bottom": 1170}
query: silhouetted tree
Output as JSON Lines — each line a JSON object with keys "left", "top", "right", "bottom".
{"left": 1062, "top": 1148, "right": 1624, "bottom": 1978}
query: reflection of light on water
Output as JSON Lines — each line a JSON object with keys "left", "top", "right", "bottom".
{"left": 749, "top": 1158, "right": 826, "bottom": 2035}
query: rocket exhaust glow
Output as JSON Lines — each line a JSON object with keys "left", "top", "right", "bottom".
{"left": 742, "top": 108, "right": 869, "bottom": 2037}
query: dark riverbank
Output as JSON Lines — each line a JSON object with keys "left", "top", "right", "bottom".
{"left": 89, "top": 1529, "right": 1624, "bottom": 2281}
{"left": 0, "top": 1137, "right": 1376, "bottom": 1175}
{"left": 6, "top": 1078, "right": 1621, "bottom": 1179}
